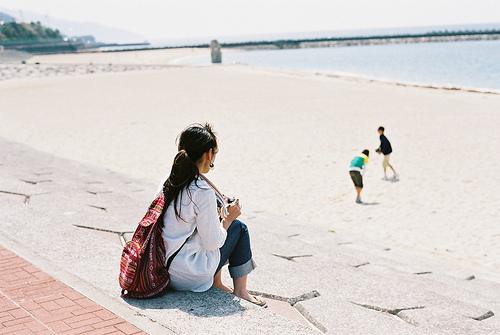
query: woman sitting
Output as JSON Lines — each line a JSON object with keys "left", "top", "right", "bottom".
{"left": 160, "top": 123, "right": 265, "bottom": 306}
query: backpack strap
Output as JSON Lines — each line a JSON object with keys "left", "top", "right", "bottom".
{"left": 165, "top": 229, "right": 196, "bottom": 270}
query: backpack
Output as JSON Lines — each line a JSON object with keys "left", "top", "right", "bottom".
{"left": 119, "top": 192, "right": 188, "bottom": 298}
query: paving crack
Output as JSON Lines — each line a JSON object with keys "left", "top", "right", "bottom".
{"left": 288, "top": 291, "right": 321, "bottom": 306}
{"left": 248, "top": 290, "right": 320, "bottom": 305}
{"left": 33, "top": 171, "right": 52, "bottom": 176}
{"left": 293, "top": 303, "right": 328, "bottom": 333}
{"left": 87, "top": 204, "right": 107, "bottom": 211}
{"left": 397, "top": 311, "right": 420, "bottom": 326}
{"left": 73, "top": 224, "right": 133, "bottom": 246}
{"left": 20, "top": 179, "right": 52, "bottom": 185}
{"left": 353, "top": 262, "right": 370, "bottom": 268}
{"left": 471, "top": 310, "right": 494, "bottom": 321}
{"left": 414, "top": 271, "right": 432, "bottom": 275}
{"left": 249, "top": 290, "right": 324, "bottom": 333}
{"left": 287, "top": 233, "right": 300, "bottom": 238}
{"left": 272, "top": 253, "right": 313, "bottom": 262}
{"left": 247, "top": 291, "right": 289, "bottom": 302}
{"left": 465, "top": 275, "right": 475, "bottom": 280}
{"left": 118, "top": 233, "right": 128, "bottom": 246}
{"left": 337, "top": 242, "right": 352, "bottom": 245}
{"left": 73, "top": 224, "right": 132, "bottom": 235}
{"left": 0, "top": 190, "right": 49, "bottom": 204}
{"left": 0, "top": 190, "right": 30, "bottom": 204}
{"left": 351, "top": 302, "right": 424, "bottom": 326}
{"left": 86, "top": 190, "right": 113, "bottom": 195}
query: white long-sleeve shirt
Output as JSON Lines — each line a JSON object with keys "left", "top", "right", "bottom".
{"left": 161, "top": 177, "right": 227, "bottom": 292}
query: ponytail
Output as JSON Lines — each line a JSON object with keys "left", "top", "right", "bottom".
{"left": 162, "top": 150, "right": 199, "bottom": 220}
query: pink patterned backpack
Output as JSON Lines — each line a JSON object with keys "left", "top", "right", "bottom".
{"left": 119, "top": 193, "right": 187, "bottom": 298}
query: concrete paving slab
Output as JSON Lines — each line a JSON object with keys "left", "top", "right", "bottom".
{"left": 238, "top": 215, "right": 499, "bottom": 333}
{"left": 295, "top": 297, "right": 422, "bottom": 335}
{"left": 125, "top": 290, "right": 315, "bottom": 335}
{"left": 401, "top": 307, "right": 498, "bottom": 335}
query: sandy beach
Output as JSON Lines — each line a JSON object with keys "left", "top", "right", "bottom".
{"left": 1, "top": 48, "right": 499, "bottom": 280}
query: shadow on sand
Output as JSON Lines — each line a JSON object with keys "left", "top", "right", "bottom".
{"left": 124, "top": 288, "right": 246, "bottom": 317}
{"left": 361, "top": 201, "right": 380, "bottom": 206}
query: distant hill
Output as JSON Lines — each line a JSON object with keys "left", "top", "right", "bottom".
{"left": 0, "top": 7, "right": 146, "bottom": 44}
{"left": 0, "top": 11, "right": 15, "bottom": 23}
{"left": 0, "top": 21, "right": 63, "bottom": 43}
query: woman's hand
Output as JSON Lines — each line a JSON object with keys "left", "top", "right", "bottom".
{"left": 220, "top": 199, "right": 241, "bottom": 230}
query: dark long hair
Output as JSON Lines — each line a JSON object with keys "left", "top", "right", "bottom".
{"left": 162, "top": 123, "right": 218, "bottom": 220}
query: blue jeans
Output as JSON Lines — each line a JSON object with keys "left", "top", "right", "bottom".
{"left": 216, "top": 220, "right": 256, "bottom": 278}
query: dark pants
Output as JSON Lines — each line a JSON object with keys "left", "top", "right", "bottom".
{"left": 350, "top": 170, "right": 363, "bottom": 188}
{"left": 216, "top": 220, "right": 256, "bottom": 278}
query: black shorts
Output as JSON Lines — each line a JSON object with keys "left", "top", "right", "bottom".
{"left": 349, "top": 171, "right": 363, "bottom": 188}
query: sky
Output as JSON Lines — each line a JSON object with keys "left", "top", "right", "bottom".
{"left": 1, "top": 0, "right": 499, "bottom": 41}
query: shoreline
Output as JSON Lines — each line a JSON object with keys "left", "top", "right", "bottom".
{"left": 317, "top": 69, "right": 500, "bottom": 95}
{"left": 167, "top": 44, "right": 500, "bottom": 96}
{"left": 2, "top": 60, "right": 498, "bottom": 96}
{"left": 3, "top": 44, "right": 498, "bottom": 95}
{"left": 227, "top": 63, "right": 500, "bottom": 96}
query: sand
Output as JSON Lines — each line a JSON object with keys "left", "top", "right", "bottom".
{"left": 1, "top": 48, "right": 499, "bottom": 280}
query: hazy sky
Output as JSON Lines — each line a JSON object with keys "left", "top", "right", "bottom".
{"left": 1, "top": 0, "right": 499, "bottom": 40}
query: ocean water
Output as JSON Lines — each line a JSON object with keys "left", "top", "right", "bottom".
{"left": 179, "top": 40, "right": 500, "bottom": 91}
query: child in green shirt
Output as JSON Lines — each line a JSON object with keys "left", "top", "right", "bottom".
{"left": 349, "top": 149, "right": 369, "bottom": 204}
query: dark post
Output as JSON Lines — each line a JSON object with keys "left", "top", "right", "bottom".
{"left": 210, "top": 40, "right": 222, "bottom": 64}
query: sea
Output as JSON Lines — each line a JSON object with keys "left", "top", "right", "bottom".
{"left": 174, "top": 39, "right": 500, "bottom": 92}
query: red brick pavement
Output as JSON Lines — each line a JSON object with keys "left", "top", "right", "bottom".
{"left": 0, "top": 246, "right": 146, "bottom": 335}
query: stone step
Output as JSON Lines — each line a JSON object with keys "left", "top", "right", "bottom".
{"left": 245, "top": 219, "right": 499, "bottom": 333}
{"left": 248, "top": 211, "right": 500, "bottom": 310}
{"left": 332, "top": 235, "right": 500, "bottom": 312}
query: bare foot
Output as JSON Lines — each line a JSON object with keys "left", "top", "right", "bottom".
{"left": 233, "top": 290, "right": 266, "bottom": 306}
{"left": 213, "top": 283, "right": 233, "bottom": 293}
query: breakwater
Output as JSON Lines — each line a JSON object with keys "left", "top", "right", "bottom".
{"left": 96, "top": 29, "right": 500, "bottom": 53}
{"left": 221, "top": 30, "right": 500, "bottom": 50}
